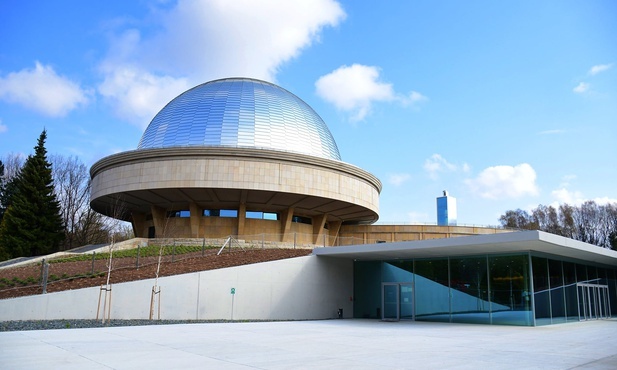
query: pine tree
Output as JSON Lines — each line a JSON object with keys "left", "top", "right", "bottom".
{"left": 0, "top": 160, "right": 5, "bottom": 223}
{"left": 0, "top": 130, "right": 64, "bottom": 259}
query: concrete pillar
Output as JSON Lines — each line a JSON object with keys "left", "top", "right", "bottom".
{"left": 327, "top": 220, "right": 342, "bottom": 246}
{"left": 189, "top": 202, "right": 201, "bottom": 238}
{"left": 131, "top": 212, "right": 147, "bottom": 238}
{"left": 280, "top": 207, "right": 294, "bottom": 242}
{"left": 237, "top": 203, "right": 246, "bottom": 238}
{"left": 150, "top": 206, "right": 166, "bottom": 238}
{"left": 312, "top": 214, "right": 327, "bottom": 245}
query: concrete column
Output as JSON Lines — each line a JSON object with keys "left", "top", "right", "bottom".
{"left": 237, "top": 203, "right": 246, "bottom": 238}
{"left": 131, "top": 212, "right": 147, "bottom": 238}
{"left": 189, "top": 202, "right": 201, "bottom": 238}
{"left": 280, "top": 207, "right": 295, "bottom": 242}
{"left": 312, "top": 214, "right": 327, "bottom": 245}
{"left": 327, "top": 221, "right": 342, "bottom": 246}
{"left": 150, "top": 206, "right": 166, "bottom": 238}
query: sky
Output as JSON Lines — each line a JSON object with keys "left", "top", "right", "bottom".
{"left": 0, "top": 0, "right": 616, "bottom": 227}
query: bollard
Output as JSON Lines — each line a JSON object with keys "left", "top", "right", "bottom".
{"left": 90, "top": 251, "right": 96, "bottom": 275}
{"left": 42, "top": 262, "right": 49, "bottom": 294}
{"left": 40, "top": 258, "right": 46, "bottom": 284}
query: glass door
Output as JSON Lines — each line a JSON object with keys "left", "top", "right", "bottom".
{"left": 382, "top": 283, "right": 414, "bottom": 321}
{"left": 382, "top": 283, "right": 399, "bottom": 321}
{"left": 400, "top": 284, "right": 414, "bottom": 320}
{"left": 577, "top": 283, "right": 611, "bottom": 320}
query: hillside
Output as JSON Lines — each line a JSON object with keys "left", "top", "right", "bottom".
{"left": 0, "top": 248, "right": 312, "bottom": 300}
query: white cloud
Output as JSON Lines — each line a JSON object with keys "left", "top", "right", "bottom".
{"left": 315, "top": 64, "right": 395, "bottom": 121}
{"left": 423, "top": 154, "right": 469, "bottom": 180}
{"left": 593, "top": 196, "right": 617, "bottom": 205}
{"left": 0, "top": 62, "right": 90, "bottom": 117}
{"left": 573, "top": 82, "right": 590, "bottom": 94}
{"left": 551, "top": 188, "right": 585, "bottom": 205}
{"left": 98, "top": 66, "right": 190, "bottom": 127}
{"left": 407, "top": 91, "right": 428, "bottom": 105}
{"left": 551, "top": 188, "right": 617, "bottom": 207}
{"left": 589, "top": 63, "right": 613, "bottom": 76}
{"left": 388, "top": 173, "right": 411, "bottom": 186}
{"left": 465, "top": 163, "right": 539, "bottom": 199}
{"left": 0, "top": 119, "right": 6, "bottom": 133}
{"left": 99, "top": 0, "right": 345, "bottom": 126}
{"left": 315, "top": 64, "right": 427, "bottom": 121}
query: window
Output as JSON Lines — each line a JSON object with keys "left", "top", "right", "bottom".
{"left": 166, "top": 210, "right": 190, "bottom": 218}
{"left": 292, "top": 215, "right": 312, "bottom": 225}
{"left": 203, "top": 209, "right": 238, "bottom": 218}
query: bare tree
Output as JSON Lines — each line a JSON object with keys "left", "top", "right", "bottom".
{"left": 501, "top": 201, "right": 617, "bottom": 249}
{"left": 50, "top": 155, "right": 91, "bottom": 250}
{"left": 0, "top": 153, "right": 25, "bottom": 180}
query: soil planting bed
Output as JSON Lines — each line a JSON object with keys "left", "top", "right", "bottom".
{"left": 0, "top": 248, "right": 312, "bottom": 300}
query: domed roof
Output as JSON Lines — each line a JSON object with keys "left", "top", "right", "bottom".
{"left": 137, "top": 78, "right": 341, "bottom": 161}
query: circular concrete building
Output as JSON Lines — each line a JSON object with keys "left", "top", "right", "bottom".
{"left": 90, "top": 78, "right": 381, "bottom": 245}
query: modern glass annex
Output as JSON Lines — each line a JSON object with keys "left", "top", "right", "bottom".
{"left": 354, "top": 253, "right": 616, "bottom": 326}
{"left": 313, "top": 231, "right": 617, "bottom": 326}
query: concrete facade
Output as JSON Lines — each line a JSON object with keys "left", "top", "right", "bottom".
{"left": 0, "top": 255, "right": 353, "bottom": 321}
{"left": 90, "top": 147, "right": 381, "bottom": 245}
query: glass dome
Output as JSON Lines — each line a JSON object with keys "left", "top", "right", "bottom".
{"left": 137, "top": 78, "right": 341, "bottom": 161}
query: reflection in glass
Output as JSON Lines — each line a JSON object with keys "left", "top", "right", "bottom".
{"left": 532, "top": 256, "right": 551, "bottom": 325}
{"left": 489, "top": 255, "right": 532, "bottom": 325}
{"left": 414, "top": 259, "right": 450, "bottom": 322}
{"left": 400, "top": 284, "right": 414, "bottom": 320}
{"left": 383, "top": 284, "right": 398, "bottom": 320}
{"left": 138, "top": 78, "right": 342, "bottom": 161}
{"left": 450, "top": 257, "right": 490, "bottom": 324}
{"left": 608, "top": 269, "right": 617, "bottom": 316}
{"left": 548, "top": 259, "right": 566, "bottom": 323}
{"left": 563, "top": 261, "right": 579, "bottom": 320}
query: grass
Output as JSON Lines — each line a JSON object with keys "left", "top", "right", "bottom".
{"left": 49, "top": 244, "right": 217, "bottom": 264}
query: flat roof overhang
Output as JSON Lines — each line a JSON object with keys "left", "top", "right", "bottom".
{"left": 313, "top": 230, "right": 617, "bottom": 267}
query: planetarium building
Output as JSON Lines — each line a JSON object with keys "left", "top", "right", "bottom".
{"left": 3, "top": 78, "right": 616, "bottom": 327}
{"left": 91, "top": 78, "right": 383, "bottom": 246}
{"left": 91, "top": 78, "right": 506, "bottom": 246}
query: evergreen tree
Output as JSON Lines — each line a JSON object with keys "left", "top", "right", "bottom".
{"left": 0, "top": 160, "right": 5, "bottom": 222}
{"left": 0, "top": 130, "right": 64, "bottom": 259}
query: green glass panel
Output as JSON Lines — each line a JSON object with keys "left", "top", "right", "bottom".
{"left": 532, "top": 256, "right": 551, "bottom": 325}
{"left": 414, "top": 259, "right": 450, "bottom": 322}
{"left": 489, "top": 254, "right": 533, "bottom": 326}
{"left": 450, "top": 256, "right": 490, "bottom": 324}
{"left": 548, "top": 259, "right": 566, "bottom": 323}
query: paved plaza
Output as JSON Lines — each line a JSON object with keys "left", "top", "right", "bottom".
{"left": 1, "top": 319, "right": 617, "bottom": 369}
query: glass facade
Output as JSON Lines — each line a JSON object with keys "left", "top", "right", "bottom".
{"left": 137, "top": 78, "right": 342, "bottom": 161}
{"left": 436, "top": 192, "right": 457, "bottom": 226}
{"left": 353, "top": 252, "right": 616, "bottom": 326}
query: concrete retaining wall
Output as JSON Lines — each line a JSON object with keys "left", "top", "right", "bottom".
{"left": 0, "top": 255, "right": 353, "bottom": 321}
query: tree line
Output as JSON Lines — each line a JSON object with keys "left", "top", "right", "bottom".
{"left": 499, "top": 202, "right": 617, "bottom": 250}
{"left": 0, "top": 130, "right": 132, "bottom": 261}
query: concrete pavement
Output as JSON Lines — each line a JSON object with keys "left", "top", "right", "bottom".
{"left": 1, "top": 319, "right": 617, "bottom": 369}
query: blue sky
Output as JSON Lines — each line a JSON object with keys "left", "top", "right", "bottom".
{"left": 1, "top": 0, "right": 615, "bottom": 226}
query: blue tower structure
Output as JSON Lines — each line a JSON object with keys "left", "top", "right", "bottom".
{"left": 437, "top": 190, "right": 457, "bottom": 226}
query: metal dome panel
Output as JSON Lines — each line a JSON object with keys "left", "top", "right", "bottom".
{"left": 137, "top": 78, "right": 341, "bottom": 161}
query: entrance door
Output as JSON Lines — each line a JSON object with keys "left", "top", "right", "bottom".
{"left": 382, "top": 283, "right": 413, "bottom": 321}
{"left": 577, "top": 283, "right": 611, "bottom": 320}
